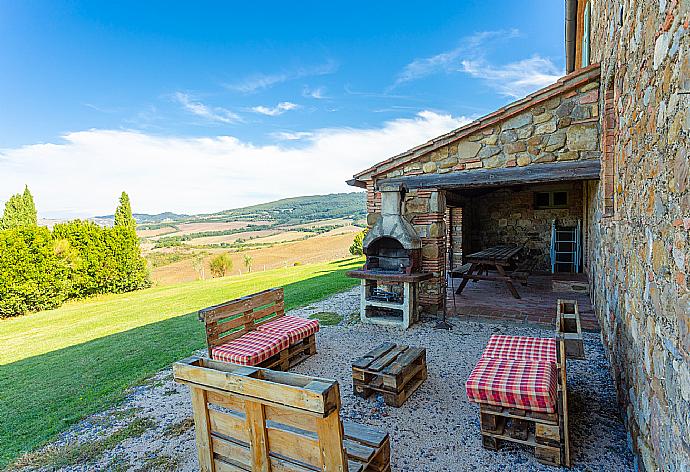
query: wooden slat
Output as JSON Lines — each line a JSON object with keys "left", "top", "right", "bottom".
{"left": 382, "top": 347, "right": 424, "bottom": 377}
{"left": 264, "top": 405, "right": 317, "bottom": 432}
{"left": 352, "top": 343, "right": 396, "bottom": 369}
{"left": 215, "top": 458, "right": 250, "bottom": 472}
{"left": 367, "top": 345, "right": 407, "bottom": 372}
{"left": 245, "top": 401, "right": 271, "bottom": 472}
{"left": 207, "top": 391, "right": 246, "bottom": 413}
{"left": 212, "top": 436, "right": 252, "bottom": 469}
{"left": 266, "top": 426, "right": 321, "bottom": 467}
{"left": 315, "top": 409, "right": 348, "bottom": 471}
{"left": 173, "top": 359, "right": 337, "bottom": 416}
{"left": 190, "top": 387, "right": 215, "bottom": 472}
{"left": 209, "top": 409, "right": 249, "bottom": 443}
{"left": 252, "top": 301, "right": 284, "bottom": 324}
{"left": 343, "top": 439, "right": 375, "bottom": 463}
{"left": 343, "top": 421, "right": 388, "bottom": 448}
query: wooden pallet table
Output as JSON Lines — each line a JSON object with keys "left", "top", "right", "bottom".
{"left": 352, "top": 343, "right": 427, "bottom": 407}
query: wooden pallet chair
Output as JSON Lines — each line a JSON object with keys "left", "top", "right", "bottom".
{"left": 466, "top": 333, "right": 571, "bottom": 467}
{"left": 173, "top": 356, "right": 391, "bottom": 472}
{"left": 198, "top": 288, "right": 319, "bottom": 371}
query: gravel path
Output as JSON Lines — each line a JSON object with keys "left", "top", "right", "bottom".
{"left": 14, "top": 287, "right": 634, "bottom": 471}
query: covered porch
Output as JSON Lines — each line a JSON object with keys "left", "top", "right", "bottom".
{"left": 381, "top": 159, "right": 601, "bottom": 329}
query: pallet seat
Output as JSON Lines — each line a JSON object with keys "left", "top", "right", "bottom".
{"left": 198, "top": 287, "right": 318, "bottom": 371}
{"left": 256, "top": 314, "right": 320, "bottom": 344}
{"left": 211, "top": 330, "right": 290, "bottom": 366}
{"left": 466, "top": 356, "right": 558, "bottom": 413}
{"left": 173, "top": 357, "right": 392, "bottom": 472}
{"left": 482, "top": 334, "right": 557, "bottom": 364}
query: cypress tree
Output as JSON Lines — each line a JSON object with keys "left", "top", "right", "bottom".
{"left": 0, "top": 185, "right": 38, "bottom": 229}
{"left": 114, "top": 191, "right": 137, "bottom": 231}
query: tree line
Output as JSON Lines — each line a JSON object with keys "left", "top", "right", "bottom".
{"left": 0, "top": 187, "right": 150, "bottom": 318}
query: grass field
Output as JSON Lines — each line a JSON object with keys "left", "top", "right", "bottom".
{"left": 0, "top": 257, "right": 362, "bottom": 468}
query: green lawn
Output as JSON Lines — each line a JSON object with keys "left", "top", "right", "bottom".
{"left": 0, "top": 257, "right": 362, "bottom": 468}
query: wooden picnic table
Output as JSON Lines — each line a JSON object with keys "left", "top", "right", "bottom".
{"left": 454, "top": 245, "right": 524, "bottom": 299}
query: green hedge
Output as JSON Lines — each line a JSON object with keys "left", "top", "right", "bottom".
{"left": 0, "top": 222, "right": 150, "bottom": 318}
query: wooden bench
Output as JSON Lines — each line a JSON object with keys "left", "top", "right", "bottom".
{"left": 198, "top": 288, "right": 318, "bottom": 371}
{"left": 510, "top": 257, "right": 537, "bottom": 285}
{"left": 173, "top": 356, "right": 392, "bottom": 472}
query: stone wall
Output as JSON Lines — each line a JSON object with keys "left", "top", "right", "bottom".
{"left": 455, "top": 182, "right": 584, "bottom": 272}
{"left": 588, "top": 0, "right": 689, "bottom": 470}
{"left": 378, "top": 86, "right": 600, "bottom": 180}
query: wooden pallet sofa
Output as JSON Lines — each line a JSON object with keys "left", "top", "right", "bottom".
{"left": 465, "top": 302, "right": 578, "bottom": 467}
{"left": 198, "top": 288, "right": 319, "bottom": 371}
{"left": 173, "top": 356, "right": 392, "bottom": 472}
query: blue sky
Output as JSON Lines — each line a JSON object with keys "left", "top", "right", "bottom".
{"left": 0, "top": 1, "right": 566, "bottom": 217}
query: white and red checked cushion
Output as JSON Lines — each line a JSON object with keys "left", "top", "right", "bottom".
{"left": 211, "top": 330, "right": 290, "bottom": 366}
{"left": 256, "top": 315, "right": 319, "bottom": 344}
{"left": 465, "top": 356, "right": 558, "bottom": 413}
{"left": 482, "top": 335, "right": 557, "bottom": 364}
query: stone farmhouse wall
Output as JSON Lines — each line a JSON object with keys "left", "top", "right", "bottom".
{"left": 587, "top": 0, "right": 689, "bottom": 470}
{"left": 363, "top": 68, "right": 601, "bottom": 315}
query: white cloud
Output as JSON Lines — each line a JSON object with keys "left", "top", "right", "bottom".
{"left": 251, "top": 101, "right": 299, "bottom": 116}
{"left": 460, "top": 56, "right": 563, "bottom": 98}
{"left": 226, "top": 61, "right": 338, "bottom": 93}
{"left": 391, "top": 29, "right": 563, "bottom": 98}
{"left": 303, "top": 86, "right": 327, "bottom": 99}
{"left": 174, "top": 92, "right": 242, "bottom": 124}
{"left": 271, "top": 131, "right": 314, "bottom": 141}
{"left": 393, "top": 29, "right": 519, "bottom": 87}
{"left": 0, "top": 111, "right": 470, "bottom": 217}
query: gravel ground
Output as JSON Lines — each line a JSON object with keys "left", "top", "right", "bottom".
{"left": 14, "top": 287, "right": 634, "bottom": 472}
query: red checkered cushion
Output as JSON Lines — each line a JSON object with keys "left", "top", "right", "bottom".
{"left": 256, "top": 316, "right": 319, "bottom": 344}
{"left": 483, "top": 335, "right": 557, "bottom": 364}
{"left": 465, "top": 356, "right": 558, "bottom": 413}
{"left": 211, "top": 330, "right": 290, "bottom": 366}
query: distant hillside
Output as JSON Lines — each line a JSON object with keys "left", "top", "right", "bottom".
{"left": 135, "top": 192, "right": 366, "bottom": 229}
{"left": 95, "top": 211, "right": 189, "bottom": 225}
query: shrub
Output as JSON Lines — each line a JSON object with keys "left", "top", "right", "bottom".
{"left": 349, "top": 229, "right": 367, "bottom": 256}
{"left": 209, "top": 253, "right": 233, "bottom": 277}
{"left": 0, "top": 227, "right": 70, "bottom": 317}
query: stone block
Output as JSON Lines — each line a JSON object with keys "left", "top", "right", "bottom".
{"left": 533, "top": 112, "right": 553, "bottom": 124}
{"left": 422, "top": 161, "right": 437, "bottom": 173}
{"left": 406, "top": 197, "right": 429, "bottom": 214}
{"left": 457, "top": 141, "right": 482, "bottom": 159}
{"left": 544, "top": 132, "right": 567, "bottom": 151}
{"left": 505, "top": 141, "right": 526, "bottom": 154}
{"left": 367, "top": 213, "right": 381, "bottom": 226}
{"left": 478, "top": 145, "right": 501, "bottom": 159}
{"left": 556, "top": 151, "right": 579, "bottom": 161}
{"left": 502, "top": 113, "right": 533, "bottom": 130}
{"left": 421, "top": 243, "right": 439, "bottom": 259}
{"left": 555, "top": 100, "right": 575, "bottom": 118}
{"left": 483, "top": 154, "right": 508, "bottom": 169}
{"left": 439, "top": 156, "right": 458, "bottom": 169}
{"left": 544, "top": 96, "right": 561, "bottom": 110}
{"left": 499, "top": 129, "right": 518, "bottom": 144}
{"left": 482, "top": 134, "right": 498, "bottom": 145}
{"left": 566, "top": 124, "right": 599, "bottom": 150}
{"left": 516, "top": 154, "right": 531, "bottom": 166}
{"left": 535, "top": 121, "right": 557, "bottom": 135}
{"left": 516, "top": 126, "right": 533, "bottom": 139}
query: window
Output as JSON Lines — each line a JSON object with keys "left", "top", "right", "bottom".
{"left": 582, "top": 1, "right": 591, "bottom": 66}
{"left": 535, "top": 191, "right": 569, "bottom": 209}
{"left": 576, "top": 0, "right": 592, "bottom": 69}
